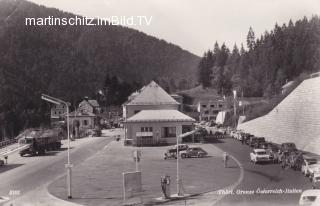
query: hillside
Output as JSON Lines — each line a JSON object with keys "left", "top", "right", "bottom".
{"left": 0, "top": 0, "right": 200, "bottom": 134}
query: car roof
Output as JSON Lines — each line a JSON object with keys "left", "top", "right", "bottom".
{"left": 253, "top": 149, "right": 266, "bottom": 152}
{"left": 301, "top": 189, "right": 320, "bottom": 196}
{"left": 313, "top": 173, "right": 320, "bottom": 177}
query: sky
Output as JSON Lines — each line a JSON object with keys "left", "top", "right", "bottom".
{"left": 28, "top": 0, "right": 320, "bottom": 56}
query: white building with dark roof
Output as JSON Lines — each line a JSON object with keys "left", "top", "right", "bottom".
{"left": 123, "top": 81, "right": 195, "bottom": 146}
{"left": 123, "top": 81, "right": 180, "bottom": 119}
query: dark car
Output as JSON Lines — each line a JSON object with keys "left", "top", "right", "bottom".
{"left": 164, "top": 148, "right": 177, "bottom": 159}
{"left": 173, "top": 144, "right": 189, "bottom": 151}
{"left": 253, "top": 137, "right": 266, "bottom": 148}
{"left": 280, "top": 142, "right": 297, "bottom": 153}
{"left": 248, "top": 136, "right": 258, "bottom": 147}
{"left": 180, "top": 147, "right": 208, "bottom": 158}
{"left": 265, "top": 143, "right": 280, "bottom": 162}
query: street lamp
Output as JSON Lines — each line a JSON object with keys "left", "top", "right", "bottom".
{"left": 233, "top": 90, "right": 237, "bottom": 129}
{"left": 41, "top": 94, "right": 73, "bottom": 199}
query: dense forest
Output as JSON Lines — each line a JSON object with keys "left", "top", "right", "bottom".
{"left": 198, "top": 16, "right": 320, "bottom": 97}
{"left": 0, "top": 0, "right": 200, "bottom": 137}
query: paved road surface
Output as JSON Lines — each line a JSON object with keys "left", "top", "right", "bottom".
{"left": 213, "top": 138, "right": 312, "bottom": 206}
{"left": 0, "top": 136, "right": 113, "bottom": 205}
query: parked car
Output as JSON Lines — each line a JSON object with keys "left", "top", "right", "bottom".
{"left": 312, "top": 173, "right": 320, "bottom": 189}
{"left": 302, "top": 157, "right": 318, "bottom": 176}
{"left": 173, "top": 144, "right": 189, "bottom": 151}
{"left": 253, "top": 137, "right": 266, "bottom": 148}
{"left": 248, "top": 136, "right": 258, "bottom": 147}
{"left": 230, "top": 130, "right": 237, "bottom": 139}
{"left": 308, "top": 164, "right": 320, "bottom": 181}
{"left": 250, "top": 148, "right": 271, "bottom": 164}
{"left": 266, "top": 143, "right": 280, "bottom": 163}
{"left": 280, "top": 142, "right": 297, "bottom": 153}
{"left": 180, "top": 147, "right": 208, "bottom": 158}
{"left": 299, "top": 189, "right": 320, "bottom": 205}
{"left": 164, "top": 148, "right": 177, "bottom": 160}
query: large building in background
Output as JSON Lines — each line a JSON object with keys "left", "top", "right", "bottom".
{"left": 123, "top": 81, "right": 195, "bottom": 146}
{"left": 238, "top": 74, "right": 320, "bottom": 155}
{"left": 197, "top": 98, "right": 226, "bottom": 122}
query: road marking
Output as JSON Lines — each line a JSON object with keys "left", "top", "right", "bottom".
{"left": 209, "top": 145, "right": 244, "bottom": 206}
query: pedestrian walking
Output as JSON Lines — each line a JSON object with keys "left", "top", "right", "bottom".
{"left": 223, "top": 152, "right": 229, "bottom": 168}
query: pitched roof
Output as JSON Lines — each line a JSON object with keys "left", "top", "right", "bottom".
{"left": 79, "top": 99, "right": 100, "bottom": 108}
{"left": 125, "top": 110, "right": 195, "bottom": 123}
{"left": 88, "top": 100, "right": 100, "bottom": 107}
{"left": 126, "top": 81, "right": 179, "bottom": 106}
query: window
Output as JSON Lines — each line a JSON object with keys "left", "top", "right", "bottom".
{"left": 210, "top": 105, "right": 215, "bottom": 108}
{"left": 218, "top": 104, "right": 223, "bottom": 108}
{"left": 83, "top": 120, "right": 88, "bottom": 126}
{"left": 141, "top": 127, "right": 153, "bottom": 132}
{"left": 202, "top": 105, "right": 207, "bottom": 108}
{"left": 204, "top": 110, "right": 209, "bottom": 114}
{"left": 162, "top": 127, "right": 176, "bottom": 138}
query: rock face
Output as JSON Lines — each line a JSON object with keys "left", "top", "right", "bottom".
{"left": 238, "top": 76, "right": 320, "bottom": 154}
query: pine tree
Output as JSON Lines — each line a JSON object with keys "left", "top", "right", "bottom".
{"left": 246, "top": 27, "right": 256, "bottom": 51}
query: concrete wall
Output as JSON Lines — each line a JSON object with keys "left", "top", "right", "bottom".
{"left": 126, "top": 121, "right": 193, "bottom": 145}
{"left": 238, "top": 77, "right": 320, "bottom": 154}
{"left": 125, "top": 104, "right": 179, "bottom": 119}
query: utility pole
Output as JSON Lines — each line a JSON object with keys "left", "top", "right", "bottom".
{"left": 233, "top": 90, "right": 237, "bottom": 128}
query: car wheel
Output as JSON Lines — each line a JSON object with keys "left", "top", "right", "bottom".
{"left": 181, "top": 154, "right": 186, "bottom": 159}
{"left": 198, "top": 153, "right": 204, "bottom": 158}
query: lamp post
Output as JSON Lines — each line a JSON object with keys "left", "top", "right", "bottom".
{"left": 233, "top": 90, "right": 237, "bottom": 129}
{"left": 41, "top": 94, "right": 72, "bottom": 199}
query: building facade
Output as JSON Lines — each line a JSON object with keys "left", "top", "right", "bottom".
{"left": 197, "top": 99, "right": 226, "bottom": 121}
{"left": 123, "top": 81, "right": 195, "bottom": 146}
{"left": 125, "top": 110, "right": 194, "bottom": 146}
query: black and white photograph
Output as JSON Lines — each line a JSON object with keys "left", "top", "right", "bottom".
{"left": 0, "top": 0, "right": 320, "bottom": 205}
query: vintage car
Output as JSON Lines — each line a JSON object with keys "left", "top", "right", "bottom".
{"left": 308, "top": 164, "right": 320, "bottom": 181}
{"left": 280, "top": 142, "right": 297, "bottom": 153}
{"left": 253, "top": 137, "right": 266, "bottom": 148}
{"left": 312, "top": 173, "right": 320, "bottom": 189}
{"left": 173, "top": 144, "right": 189, "bottom": 151}
{"left": 250, "top": 148, "right": 271, "bottom": 164}
{"left": 164, "top": 148, "right": 177, "bottom": 159}
{"left": 265, "top": 143, "right": 280, "bottom": 163}
{"left": 180, "top": 147, "right": 208, "bottom": 158}
{"left": 248, "top": 136, "right": 258, "bottom": 147}
{"left": 299, "top": 189, "right": 320, "bottom": 205}
{"left": 301, "top": 157, "right": 318, "bottom": 176}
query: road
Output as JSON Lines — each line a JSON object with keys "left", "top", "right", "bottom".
{"left": 213, "top": 137, "right": 312, "bottom": 206}
{"left": 0, "top": 136, "right": 113, "bottom": 205}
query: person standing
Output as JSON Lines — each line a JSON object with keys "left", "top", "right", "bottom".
{"left": 223, "top": 152, "right": 229, "bottom": 168}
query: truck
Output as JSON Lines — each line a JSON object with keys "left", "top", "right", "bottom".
{"left": 18, "top": 128, "right": 63, "bottom": 156}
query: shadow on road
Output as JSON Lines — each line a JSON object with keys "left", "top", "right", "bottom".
{"left": 0, "top": 164, "right": 24, "bottom": 173}
{"left": 244, "top": 168, "right": 283, "bottom": 182}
